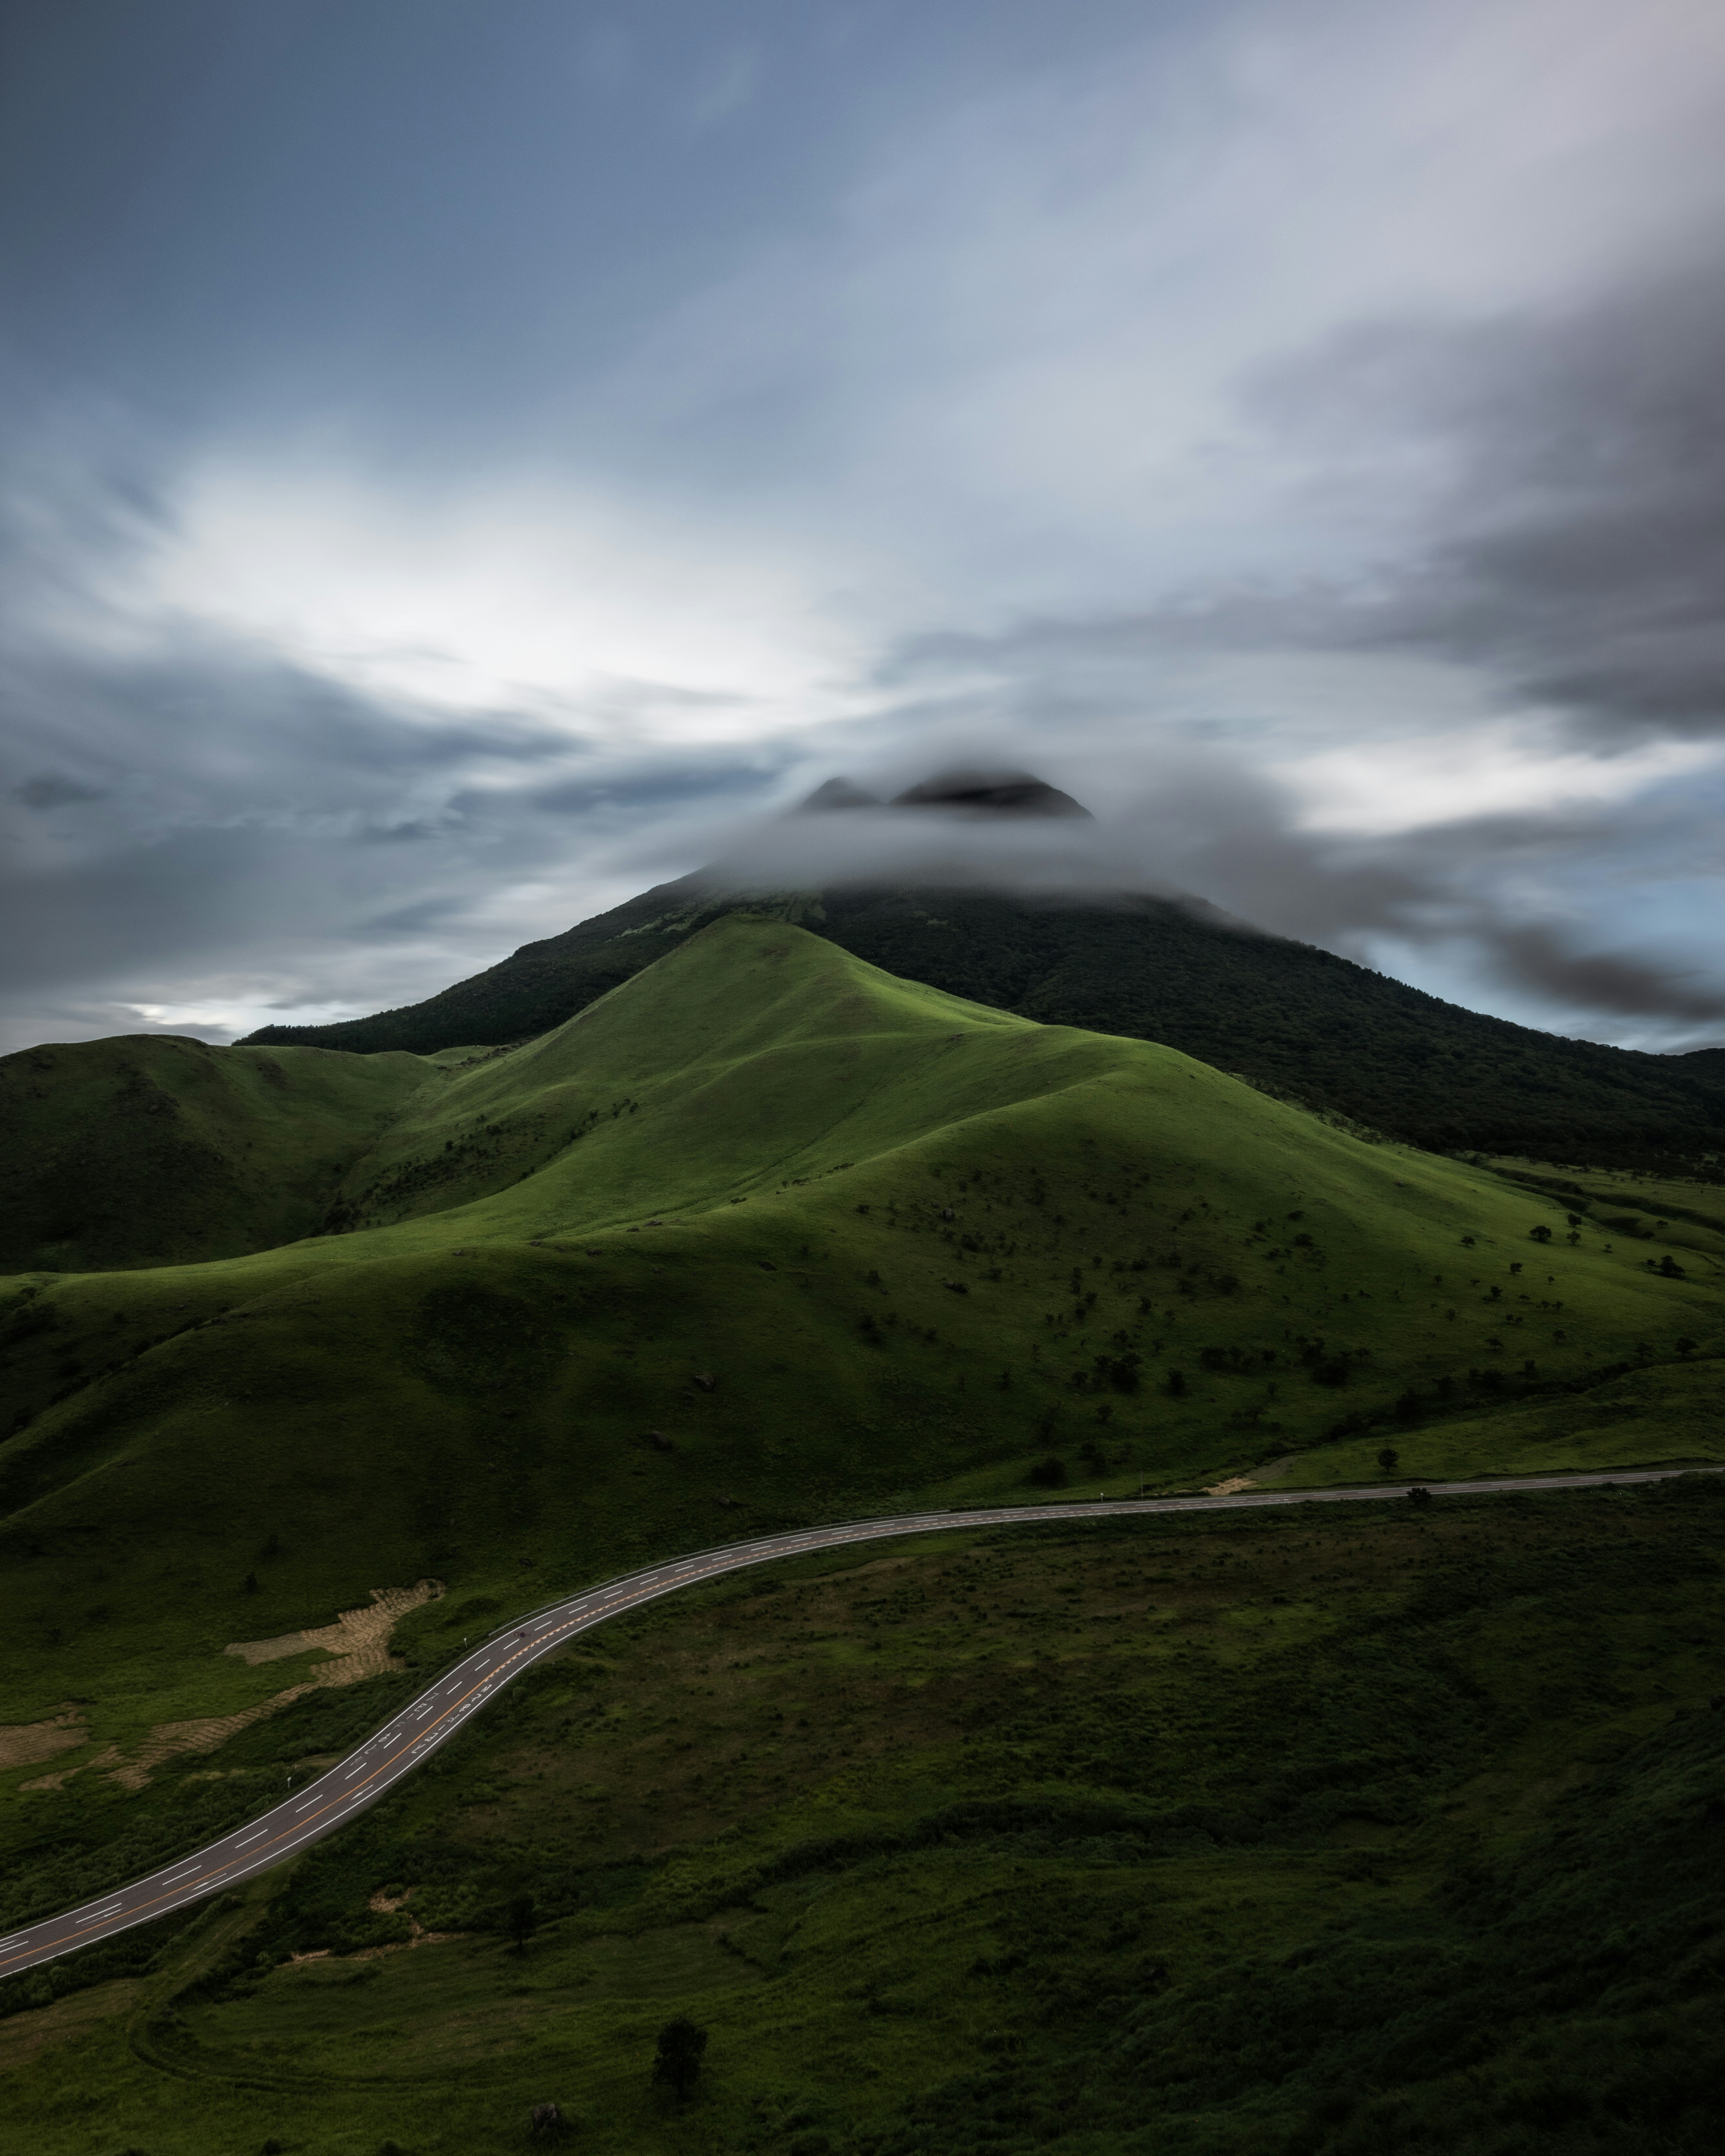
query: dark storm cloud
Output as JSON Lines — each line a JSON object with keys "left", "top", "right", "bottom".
{"left": 1144, "top": 774, "right": 1725, "bottom": 1028}
{"left": 847, "top": 252, "right": 1725, "bottom": 1037}
{"left": 1246, "top": 252, "right": 1725, "bottom": 742}
{"left": 14, "top": 774, "right": 107, "bottom": 808}
{"left": 1216, "top": 798, "right": 1725, "bottom": 1029}
{"left": 1483, "top": 923, "right": 1725, "bottom": 1024}
{"left": 890, "top": 247, "right": 1725, "bottom": 747}
{"left": 0, "top": 635, "right": 575, "bottom": 828}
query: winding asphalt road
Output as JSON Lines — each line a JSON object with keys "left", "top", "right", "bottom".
{"left": 3, "top": 1464, "right": 1716, "bottom": 1981}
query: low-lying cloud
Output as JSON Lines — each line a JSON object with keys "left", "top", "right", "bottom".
{"left": 694, "top": 746, "right": 1725, "bottom": 1039}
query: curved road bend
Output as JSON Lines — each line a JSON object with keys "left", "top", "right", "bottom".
{"left": 3, "top": 1463, "right": 1717, "bottom": 1980}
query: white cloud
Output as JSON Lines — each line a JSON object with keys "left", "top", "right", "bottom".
{"left": 110, "top": 453, "right": 867, "bottom": 742}
{"left": 1275, "top": 727, "right": 1723, "bottom": 836}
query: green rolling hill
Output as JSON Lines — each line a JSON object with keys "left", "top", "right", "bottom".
{"left": 238, "top": 872, "right": 1725, "bottom": 1175}
{"left": 2, "top": 916, "right": 1721, "bottom": 2152}
{"left": 4, "top": 915, "right": 1720, "bottom": 1735}
{"left": 0, "top": 1032, "right": 434, "bottom": 1274}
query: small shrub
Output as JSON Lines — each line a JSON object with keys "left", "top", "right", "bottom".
{"left": 653, "top": 2014, "right": 708, "bottom": 2100}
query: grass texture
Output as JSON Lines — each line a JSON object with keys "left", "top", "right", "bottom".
{"left": 0, "top": 1477, "right": 1720, "bottom": 2153}
{"left": 2, "top": 920, "right": 1719, "bottom": 1804}
{"left": 0, "top": 917, "right": 1720, "bottom": 2150}
{"left": 239, "top": 871, "right": 1725, "bottom": 1174}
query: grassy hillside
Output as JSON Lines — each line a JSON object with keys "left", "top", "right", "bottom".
{"left": 1, "top": 919, "right": 1719, "bottom": 1928}
{"left": 0, "top": 1478, "right": 1720, "bottom": 2154}
{"left": 811, "top": 889, "right": 1725, "bottom": 1173}
{"left": 0, "top": 1033, "right": 432, "bottom": 1273}
{"left": 239, "top": 879, "right": 1725, "bottom": 1173}
{"left": 2, "top": 918, "right": 1722, "bottom": 2149}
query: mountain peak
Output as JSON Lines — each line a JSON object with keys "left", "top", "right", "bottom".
{"left": 793, "top": 768, "right": 1092, "bottom": 817}
{"left": 797, "top": 777, "right": 884, "bottom": 811}
{"left": 887, "top": 768, "right": 1092, "bottom": 817}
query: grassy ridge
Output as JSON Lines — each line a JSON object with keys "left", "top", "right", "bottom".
{"left": 1, "top": 923, "right": 1718, "bottom": 1843}
{"left": 239, "top": 876, "right": 1725, "bottom": 1173}
{"left": 0, "top": 917, "right": 1720, "bottom": 2156}
{"left": 0, "top": 1479, "right": 1719, "bottom": 2153}
{"left": 0, "top": 1032, "right": 432, "bottom": 1274}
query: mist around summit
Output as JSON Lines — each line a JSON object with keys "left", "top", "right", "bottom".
{"left": 697, "top": 766, "right": 1198, "bottom": 906}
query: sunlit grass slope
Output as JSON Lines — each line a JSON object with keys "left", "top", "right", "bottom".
{"left": 0, "top": 919, "right": 1719, "bottom": 1929}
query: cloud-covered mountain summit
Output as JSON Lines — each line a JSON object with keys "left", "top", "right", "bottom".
{"left": 238, "top": 773, "right": 1725, "bottom": 1175}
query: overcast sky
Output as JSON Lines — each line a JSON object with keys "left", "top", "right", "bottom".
{"left": 4, "top": 0, "right": 1725, "bottom": 1054}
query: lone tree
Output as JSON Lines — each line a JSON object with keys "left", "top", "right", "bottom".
{"left": 507, "top": 1894, "right": 537, "bottom": 1955}
{"left": 1376, "top": 1446, "right": 1400, "bottom": 1474}
{"left": 654, "top": 2015, "right": 708, "bottom": 2101}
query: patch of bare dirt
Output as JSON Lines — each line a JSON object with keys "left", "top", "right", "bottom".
{"left": 32, "top": 1580, "right": 445, "bottom": 1793}
{"left": 1204, "top": 1476, "right": 1257, "bottom": 1497}
{"left": 226, "top": 1580, "right": 444, "bottom": 1679}
{"left": 0, "top": 1705, "right": 87, "bottom": 1776}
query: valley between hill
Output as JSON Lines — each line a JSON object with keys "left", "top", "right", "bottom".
{"left": 1, "top": 917, "right": 1721, "bottom": 2152}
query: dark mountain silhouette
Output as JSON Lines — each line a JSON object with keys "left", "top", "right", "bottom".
{"left": 886, "top": 767, "right": 1092, "bottom": 816}
{"left": 241, "top": 777, "right": 1725, "bottom": 1172}
{"left": 797, "top": 777, "right": 884, "bottom": 811}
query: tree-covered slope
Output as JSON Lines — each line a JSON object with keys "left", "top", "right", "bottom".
{"left": 240, "top": 883, "right": 1725, "bottom": 1173}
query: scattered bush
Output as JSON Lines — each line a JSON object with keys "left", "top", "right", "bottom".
{"left": 654, "top": 2015, "right": 708, "bottom": 2100}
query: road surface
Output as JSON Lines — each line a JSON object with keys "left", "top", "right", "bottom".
{"left": 2, "top": 1463, "right": 1716, "bottom": 1979}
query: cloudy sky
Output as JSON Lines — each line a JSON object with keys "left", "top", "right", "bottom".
{"left": 4, "top": 0, "right": 1725, "bottom": 1055}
